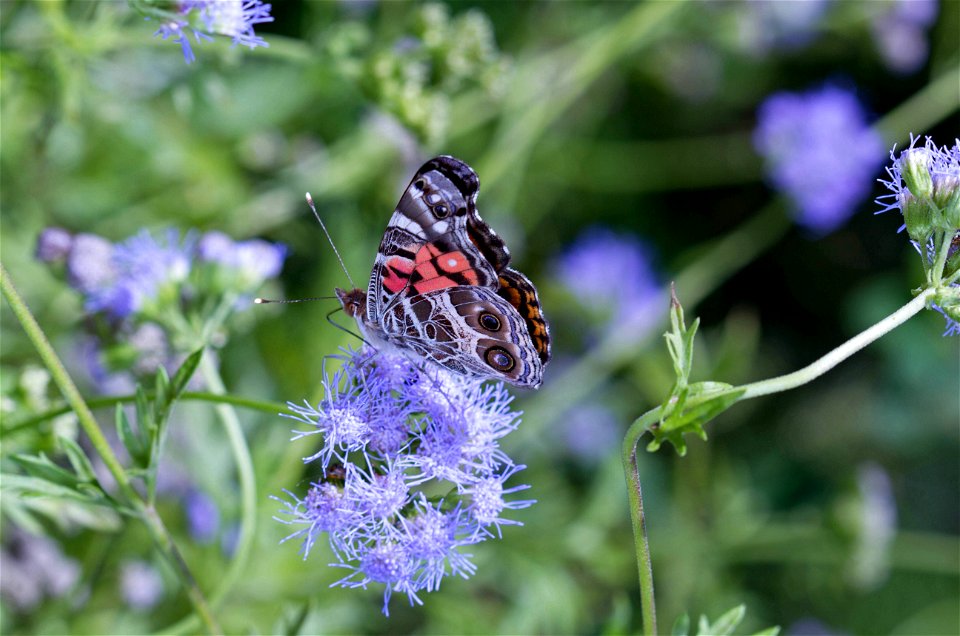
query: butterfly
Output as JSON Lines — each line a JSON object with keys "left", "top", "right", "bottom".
{"left": 336, "top": 156, "right": 550, "bottom": 388}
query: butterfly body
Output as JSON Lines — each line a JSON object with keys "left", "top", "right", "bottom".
{"left": 338, "top": 156, "right": 550, "bottom": 388}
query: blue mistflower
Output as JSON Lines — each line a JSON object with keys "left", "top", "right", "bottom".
{"left": 37, "top": 227, "right": 287, "bottom": 390}
{"left": 152, "top": 0, "right": 274, "bottom": 64}
{"left": 554, "top": 228, "right": 661, "bottom": 330}
{"left": 274, "top": 347, "right": 534, "bottom": 615}
{"left": 877, "top": 135, "right": 960, "bottom": 336}
{"left": 754, "top": 85, "right": 885, "bottom": 234}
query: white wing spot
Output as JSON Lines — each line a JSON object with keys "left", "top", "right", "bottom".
{"left": 447, "top": 257, "right": 458, "bottom": 268}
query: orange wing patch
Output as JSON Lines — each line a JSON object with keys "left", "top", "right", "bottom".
{"left": 411, "top": 244, "right": 481, "bottom": 294}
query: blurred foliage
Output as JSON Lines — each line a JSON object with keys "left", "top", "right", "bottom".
{"left": 1, "top": 1, "right": 958, "bottom": 634}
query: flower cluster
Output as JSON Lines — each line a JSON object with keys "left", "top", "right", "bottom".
{"left": 877, "top": 135, "right": 960, "bottom": 335}
{"left": 36, "top": 227, "right": 286, "bottom": 390}
{"left": 151, "top": 0, "right": 274, "bottom": 64}
{"left": 870, "top": 0, "right": 938, "bottom": 74}
{"left": 554, "top": 228, "right": 661, "bottom": 331}
{"left": 274, "top": 348, "right": 534, "bottom": 615}
{"left": 754, "top": 85, "right": 885, "bottom": 234}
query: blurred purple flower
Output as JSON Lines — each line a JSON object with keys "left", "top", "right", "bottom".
{"left": 153, "top": 0, "right": 274, "bottom": 64}
{"left": 274, "top": 348, "right": 533, "bottom": 615}
{"left": 737, "top": 0, "right": 833, "bottom": 53}
{"left": 754, "top": 86, "right": 885, "bottom": 234}
{"left": 66, "top": 233, "right": 116, "bottom": 294}
{"left": 871, "top": 0, "right": 938, "bottom": 74}
{"left": 0, "top": 530, "right": 80, "bottom": 611}
{"left": 555, "top": 228, "right": 660, "bottom": 329}
{"left": 198, "top": 231, "right": 288, "bottom": 288}
{"left": 35, "top": 227, "right": 73, "bottom": 263}
{"left": 562, "top": 403, "right": 620, "bottom": 464}
{"left": 185, "top": 489, "right": 221, "bottom": 544}
{"left": 850, "top": 463, "right": 897, "bottom": 589}
{"left": 78, "top": 229, "right": 193, "bottom": 319}
{"left": 119, "top": 560, "right": 164, "bottom": 610}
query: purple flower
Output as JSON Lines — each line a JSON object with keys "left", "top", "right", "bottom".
{"left": 736, "top": 0, "right": 832, "bottom": 53}
{"left": 754, "top": 86, "right": 885, "bottom": 234}
{"left": 66, "top": 233, "right": 116, "bottom": 294}
{"left": 870, "top": 0, "right": 938, "bottom": 74}
{"left": 0, "top": 530, "right": 80, "bottom": 611}
{"left": 35, "top": 227, "right": 73, "bottom": 263}
{"left": 877, "top": 135, "right": 960, "bottom": 336}
{"left": 554, "top": 228, "right": 660, "bottom": 329}
{"left": 562, "top": 403, "right": 621, "bottom": 464}
{"left": 274, "top": 347, "right": 533, "bottom": 615}
{"left": 119, "top": 560, "right": 164, "bottom": 610}
{"left": 153, "top": 0, "right": 274, "bottom": 64}
{"left": 198, "top": 231, "right": 288, "bottom": 288}
{"left": 185, "top": 489, "right": 221, "bottom": 544}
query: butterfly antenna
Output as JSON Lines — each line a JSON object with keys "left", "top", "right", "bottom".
{"left": 254, "top": 296, "right": 336, "bottom": 304}
{"left": 306, "top": 192, "right": 357, "bottom": 289}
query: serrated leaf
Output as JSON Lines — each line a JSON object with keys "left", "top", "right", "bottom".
{"left": 699, "top": 604, "right": 746, "bottom": 635}
{"left": 58, "top": 436, "right": 98, "bottom": 483}
{"left": 671, "top": 612, "right": 691, "bottom": 636}
{"left": 116, "top": 404, "right": 149, "bottom": 466}
{"left": 10, "top": 454, "right": 80, "bottom": 489}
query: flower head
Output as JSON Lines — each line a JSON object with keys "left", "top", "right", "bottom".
{"left": 274, "top": 348, "right": 534, "bottom": 615}
{"left": 152, "top": 0, "right": 274, "bottom": 64}
{"left": 37, "top": 227, "right": 287, "bottom": 389}
{"left": 754, "top": 85, "right": 885, "bottom": 234}
{"left": 877, "top": 136, "right": 960, "bottom": 336}
{"left": 554, "top": 228, "right": 660, "bottom": 330}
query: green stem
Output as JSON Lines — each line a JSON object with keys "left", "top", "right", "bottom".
{"left": 738, "top": 289, "right": 934, "bottom": 399}
{"left": 929, "top": 231, "right": 954, "bottom": 287}
{"left": 0, "top": 262, "right": 222, "bottom": 635}
{"left": 519, "top": 200, "right": 790, "bottom": 444}
{"left": 622, "top": 409, "right": 662, "bottom": 636}
{"left": 162, "top": 353, "right": 259, "bottom": 635}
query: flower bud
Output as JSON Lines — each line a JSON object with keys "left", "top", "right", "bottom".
{"left": 900, "top": 190, "right": 933, "bottom": 242}
{"left": 933, "top": 173, "right": 960, "bottom": 230}
{"left": 898, "top": 146, "right": 934, "bottom": 200}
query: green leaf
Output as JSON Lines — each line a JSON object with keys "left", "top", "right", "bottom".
{"left": 10, "top": 453, "right": 80, "bottom": 489}
{"left": 2, "top": 473, "right": 92, "bottom": 502}
{"left": 749, "top": 628, "right": 781, "bottom": 636}
{"left": 168, "top": 348, "right": 203, "bottom": 403}
{"left": 135, "top": 384, "right": 154, "bottom": 436}
{"left": 698, "top": 604, "right": 746, "bottom": 635}
{"left": 58, "top": 436, "right": 98, "bottom": 483}
{"left": 671, "top": 612, "right": 691, "bottom": 636}
{"left": 155, "top": 364, "right": 171, "bottom": 409}
{"left": 116, "top": 403, "right": 149, "bottom": 466}
{"left": 647, "top": 385, "right": 745, "bottom": 455}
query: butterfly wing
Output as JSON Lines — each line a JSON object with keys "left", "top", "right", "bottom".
{"left": 382, "top": 286, "right": 545, "bottom": 388}
{"left": 362, "top": 155, "right": 550, "bottom": 387}
{"left": 367, "top": 156, "right": 500, "bottom": 322}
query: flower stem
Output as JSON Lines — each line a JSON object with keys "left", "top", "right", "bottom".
{"left": 738, "top": 289, "right": 934, "bottom": 399}
{"left": 0, "top": 262, "right": 222, "bottom": 635}
{"left": 162, "top": 353, "right": 259, "bottom": 635}
{"left": 622, "top": 409, "right": 662, "bottom": 636}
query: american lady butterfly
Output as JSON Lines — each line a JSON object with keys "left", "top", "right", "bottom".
{"left": 336, "top": 156, "right": 550, "bottom": 388}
